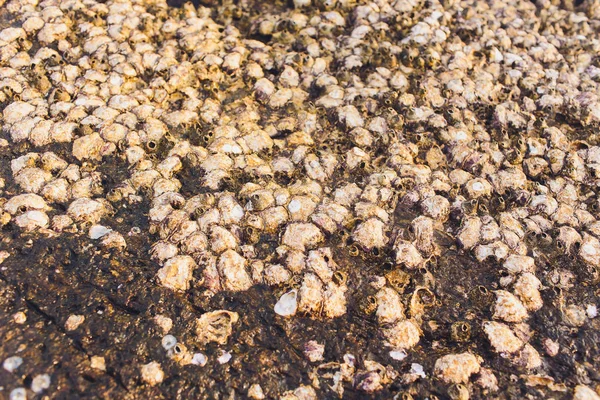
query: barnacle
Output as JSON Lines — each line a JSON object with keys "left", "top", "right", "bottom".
{"left": 451, "top": 321, "right": 472, "bottom": 343}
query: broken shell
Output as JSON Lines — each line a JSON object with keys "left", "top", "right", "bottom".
{"left": 196, "top": 310, "right": 239, "bottom": 345}
{"left": 275, "top": 289, "right": 298, "bottom": 317}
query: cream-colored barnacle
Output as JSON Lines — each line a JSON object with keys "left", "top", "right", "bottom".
{"left": 529, "top": 194, "right": 558, "bottom": 216}
{"left": 480, "top": 216, "right": 501, "bottom": 244}
{"left": 67, "top": 198, "right": 109, "bottom": 224}
{"left": 14, "top": 210, "right": 49, "bottom": 231}
{"left": 269, "top": 88, "right": 293, "bottom": 108}
{"left": 298, "top": 273, "right": 323, "bottom": 315}
{"left": 375, "top": 287, "right": 405, "bottom": 325}
{"left": 352, "top": 218, "right": 387, "bottom": 250}
{"left": 196, "top": 310, "right": 239, "bottom": 345}
{"left": 420, "top": 195, "right": 450, "bottom": 222}
{"left": 40, "top": 152, "right": 68, "bottom": 172}
{"left": 50, "top": 121, "right": 78, "bottom": 143}
{"left": 338, "top": 105, "right": 364, "bottom": 128}
{"left": 8, "top": 116, "right": 39, "bottom": 143}
{"left": 319, "top": 200, "right": 350, "bottom": 226}
{"left": 15, "top": 167, "right": 53, "bottom": 193}
{"left": 350, "top": 127, "right": 374, "bottom": 148}
{"left": 243, "top": 130, "right": 275, "bottom": 154}
{"left": 263, "top": 263, "right": 292, "bottom": 286}
{"left": 394, "top": 239, "right": 423, "bottom": 269}
{"left": 125, "top": 146, "right": 145, "bottom": 165}
{"left": 101, "top": 232, "right": 126, "bottom": 250}
{"left": 303, "top": 153, "right": 328, "bottom": 181}
{"left": 334, "top": 183, "right": 362, "bottom": 207}
{"left": 24, "top": 120, "right": 51, "bottom": 147}
{"left": 156, "top": 156, "right": 182, "bottom": 179}
{"left": 3, "top": 101, "right": 36, "bottom": 125}
{"left": 279, "top": 65, "right": 300, "bottom": 88}
{"left": 248, "top": 189, "right": 275, "bottom": 212}
{"left": 490, "top": 168, "right": 527, "bottom": 195}
{"left": 152, "top": 177, "right": 181, "bottom": 197}
{"left": 322, "top": 280, "right": 347, "bottom": 318}
{"left": 410, "top": 216, "right": 437, "bottom": 255}
{"left": 210, "top": 225, "right": 238, "bottom": 254}
{"left": 483, "top": 321, "right": 524, "bottom": 354}
{"left": 473, "top": 240, "right": 511, "bottom": 262}
{"left": 72, "top": 132, "right": 105, "bottom": 161}
{"left": 157, "top": 255, "right": 196, "bottom": 292}
{"left": 513, "top": 273, "right": 543, "bottom": 312}
{"left": 492, "top": 290, "right": 528, "bottom": 323}
{"left": 4, "top": 193, "right": 49, "bottom": 215}
{"left": 354, "top": 202, "right": 389, "bottom": 223}
{"left": 282, "top": 222, "right": 324, "bottom": 252}
{"left": 151, "top": 241, "right": 179, "bottom": 264}
{"left": 245, "top": 61, "right": 264, "bottom": 79}
{"left": 59, "top": 164, "right": 81, "bottom": 183}
{"left": 163, "top": 110, "right": 198, "bottom": 128}
{"left": 382, "top": 319, "right": 421, "bottom": 350}
{"left": 398, "top": 164, "right": 431, "bottom": 185}
{"left": 208, "top": 138, "right": 243, "bottom": 155}
{"left": 434, "top": 353, "right": 481, "bottom": 385}
{"left": 556, "top": 226, "right": 582, "bottom": 253}
{"left": 169, "top": 218, "right": 199, "bottom": 244}
{"left": 260, "top": 206, "right": 289, "bottom": 233}
{"left": 345, "top": 147, "right": 370, "bottom": 170}
{"left": 199, "top": 98, "right": 221, "bottom": 124}
{"left": 0, "top": 27, "right": 26, "bottom": 44}
{"left": 196, "top": 207, "right": 221, "bottom": 232}
{"left": 580, "top": 233, "right": 600, "bottom": 268}
{"left": 10, "top": 153, "right": 39, "bottom": 175}
{"left": 464, "top": 178, "right": 492, "bottom": 199}
{"left": 254, "top": 78, "right": 275, "bottom": 103}
{"left": 41, "top": 178, "right": 70, "bottom": 203}
{"left": 287, "top": 195, "right": 317, "bottom": 221}
{"left": 306, "top": 247, "right": 336, "bottom": 283}
{"left": 217, "top": 194, "right": 244, "bottom": 225}
{"left": 157, "top": 210, "right": 189, "bottom": 240}
{"left": 272, "top": 157, "right": 296, "bottom": 177}
{"left": 218, "top": 249, "right": 253, "bottom": 291}
{"left": 201, "top": 153, "right": 234, "bottom": 173}
{"left": 99, "top": 122, "right": 128, "bottom": 143}
{"left": 130, "top": 169, "right": 161, "bottom": 191}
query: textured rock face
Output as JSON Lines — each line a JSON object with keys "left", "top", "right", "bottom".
{"left": 0, "top": 0, "right": 599, "bottom": 397}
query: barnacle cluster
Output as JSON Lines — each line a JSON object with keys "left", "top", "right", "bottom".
{"left": 1, "top": 0, "right": 600, "bottom": 397}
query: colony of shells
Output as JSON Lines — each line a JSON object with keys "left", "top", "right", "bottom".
{"left": 0, "top": 0, "right": 600, "bottom": 397}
